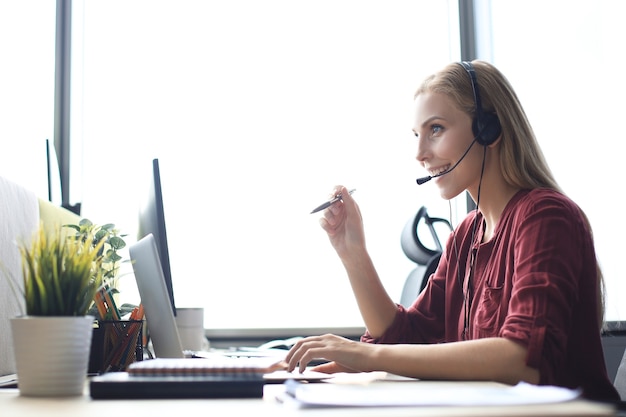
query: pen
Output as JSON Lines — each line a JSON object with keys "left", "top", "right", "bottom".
{"left": 310, "top": 189, "right": 356, "bottom": 214}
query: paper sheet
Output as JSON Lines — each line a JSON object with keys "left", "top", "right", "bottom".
{"left": 0, "top": 374, "right": 18, "bottom": 388}
{"left": 281, "top": 379, "right": 581, "bottom": 408}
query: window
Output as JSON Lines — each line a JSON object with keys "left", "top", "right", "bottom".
{"left": 485, "top": 0, "right": 626, "bottom": 321}
{"left": 0, "top": 1, "right": 58, "bottom": 202}
{"left": 71, "top": 1, "right": 461, "bottom": 331}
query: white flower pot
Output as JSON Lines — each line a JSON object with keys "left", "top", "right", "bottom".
{"left": 11, "top": 315, "right": 94, "bottom": 397}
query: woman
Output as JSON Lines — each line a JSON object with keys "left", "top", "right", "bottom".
{"left": 285, "top": 60, "right": 619, "bottom": 402}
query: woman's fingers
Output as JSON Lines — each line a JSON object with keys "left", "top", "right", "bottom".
{"left": 310, "top": 361, "right": 358, "bottom": 374}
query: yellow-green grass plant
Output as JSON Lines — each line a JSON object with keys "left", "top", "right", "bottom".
{"left": 19, "top": 223, "right": 105, "bottom": 316}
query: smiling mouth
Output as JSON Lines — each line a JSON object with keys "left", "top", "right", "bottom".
{"left": 429, "top": 164, "right": 451, "bottom": 177}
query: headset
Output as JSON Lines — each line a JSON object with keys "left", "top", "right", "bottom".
{"left": 459, "top": 61, "right": 502, "bottom": 147}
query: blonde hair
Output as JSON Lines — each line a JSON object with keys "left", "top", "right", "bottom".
{"left": 415, "top": 60, "right": 606, "bottom": 326}
{"left": 415, "top": 60, "right": 560, "bottom": 192}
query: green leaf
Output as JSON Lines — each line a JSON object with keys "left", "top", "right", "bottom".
{"left": 108, "top": 236, "right": 126, "bottom": 250}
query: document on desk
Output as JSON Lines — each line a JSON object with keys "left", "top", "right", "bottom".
{"left": 0, "top": 374, "right": 18, "bottom": 388}
{"left": 281, "top": 378, "right": 581, "bottom": 408}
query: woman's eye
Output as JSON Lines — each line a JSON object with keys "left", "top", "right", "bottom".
{"left": 431, "top": 124, "right": 443, "bottom": 135}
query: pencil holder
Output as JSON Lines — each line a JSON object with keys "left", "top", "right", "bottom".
{"left": 89, "top": 319, "right": 144, "bottom": 374}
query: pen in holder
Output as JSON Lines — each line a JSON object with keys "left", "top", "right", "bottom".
{"left": 89, "top": 319, "right": 144, "bottom": 374}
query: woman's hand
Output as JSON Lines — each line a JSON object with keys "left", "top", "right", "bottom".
{"left": 309, "top": 361, "right": 356, "bottom": 374}
{"left": 285, "top": 333, "right": 374, "bottom": 374}
{"left": 319, "top": 185, "right": 366, "bottom": 260}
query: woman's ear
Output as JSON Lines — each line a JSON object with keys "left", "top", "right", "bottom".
{"left": 487, "top": 132, "right": 503, "bottom": 148}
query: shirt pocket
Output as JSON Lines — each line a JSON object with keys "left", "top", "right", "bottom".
{"left": 474, "top": 284, "right": 504, "bottom": 337}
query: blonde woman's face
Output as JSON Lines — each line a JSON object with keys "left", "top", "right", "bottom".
{"left": 412, "top": 92, "right": 484, "bottom": 200}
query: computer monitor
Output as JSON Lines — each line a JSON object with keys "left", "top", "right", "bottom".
{"left": 137, "top": 158, "right": 176, "bottom": 315}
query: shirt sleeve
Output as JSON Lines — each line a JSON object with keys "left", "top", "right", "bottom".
{"left": 361, "top": 240, "right": 454, "bottom": 345}
{"left": 500, "top": 193, "right": 591, "bottom": 380}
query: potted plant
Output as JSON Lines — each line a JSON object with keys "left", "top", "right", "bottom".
{"left": 63, "top": 219, "right": 144, "bottom": 374}
{"left": 64, "top": 219, "right": 136, "bottom": 314}
{"left": 9, "top": 222, "right": 106, "bottom": 397}
{"left": 64, "top": 219, "right": 128, "bottom": 292}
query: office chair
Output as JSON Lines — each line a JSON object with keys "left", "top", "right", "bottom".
{"left": 614, "top": 348, "right": 626, "bottom": 400}
{"left": 399, "top": 206, "right": 452, "bottom": 308}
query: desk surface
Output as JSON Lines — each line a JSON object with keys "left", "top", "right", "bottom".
{"left": 0, "top": 382, "right": 617, "bottom": 417}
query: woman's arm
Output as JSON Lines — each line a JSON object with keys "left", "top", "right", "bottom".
{"left": 286, "top": 334, "right": 539, "bottom": 386}
{"left": 319, "top": 186, "right": 398, "bottom": 337}
{"left": 375, "top": 337, "right": 539, "bottom": 385}
{"left": 340, "top": 249, "right": 398, "bottom": 338}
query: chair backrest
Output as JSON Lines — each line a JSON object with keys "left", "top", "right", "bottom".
{"left": 399, "top": 206, "right": 451, "bottom": 306}
{"left": 400, "top": 206, "right": 451, "bottom": 265}
{"left": 0, "top": 177, "right": 39, "bottom": 376}
{"left": 614, "top": 349, "right": 626, "bottom": 400}
{"left": 0, "top": 176, "right": 81, "bottom": 376}
{"left": 399, "top": 252, "right": 442, "bottom": 308}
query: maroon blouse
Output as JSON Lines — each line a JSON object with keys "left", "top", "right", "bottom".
{"left": 362, "top": 189, "right": 618, "bottom": 401}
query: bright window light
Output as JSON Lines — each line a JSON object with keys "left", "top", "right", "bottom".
{"left": 71, "top": 0, "right": 460, "bottom": 331}
{"left": 487, "top": 0, "right": 626, "bottom": 322}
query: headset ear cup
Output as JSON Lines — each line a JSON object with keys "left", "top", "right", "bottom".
{"left": 473, "top": 112, "right": 502, "bottom": 146}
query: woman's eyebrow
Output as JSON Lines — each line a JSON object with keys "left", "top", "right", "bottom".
{"left": 420, "top": 115, "right": 444, "bottom": 128}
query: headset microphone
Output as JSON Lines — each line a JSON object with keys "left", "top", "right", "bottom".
{"left": 416, "top": 137, "right": 478, "bottom": 185}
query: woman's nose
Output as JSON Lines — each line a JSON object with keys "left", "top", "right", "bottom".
{"left": 415, "top": 139, "right": 429, "bottom": 164}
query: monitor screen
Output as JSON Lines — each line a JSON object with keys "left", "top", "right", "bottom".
{"left": 137, "top": 158, "right": 176, "bottom": 315}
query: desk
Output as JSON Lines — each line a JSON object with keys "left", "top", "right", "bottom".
{"left": 0, "top": 381, "right": 617, "bottom": 417}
